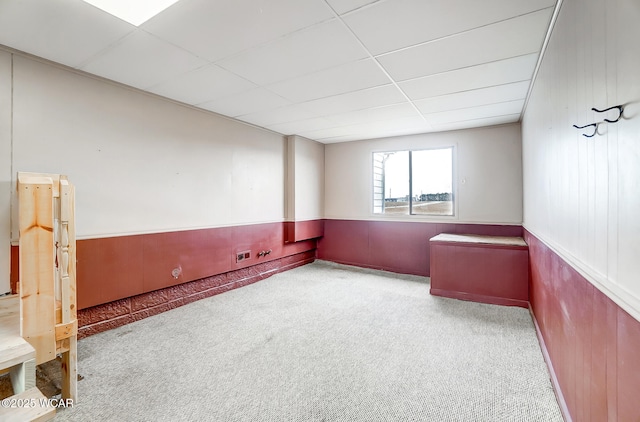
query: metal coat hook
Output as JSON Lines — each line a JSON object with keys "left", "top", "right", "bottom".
{"left": 572, "top": 122, "right": 598, "bottom": 138}
{"left": 573, "top": 104, "right": 624, "bottom": 137}
{"left": 591, "top": 105, "right": 624, "bottom": 123}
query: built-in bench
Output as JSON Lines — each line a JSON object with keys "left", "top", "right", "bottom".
{"left": 429, "top": 233, "right": 529, "bottom": 308}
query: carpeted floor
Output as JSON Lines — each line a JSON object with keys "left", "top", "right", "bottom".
{"left": 52, "top": 260, "right": 562, "bottom": 421}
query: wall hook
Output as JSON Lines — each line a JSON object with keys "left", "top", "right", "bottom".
{"left": 572, "top": 123, "right": 598, "bottom": 138}
{"left": 591, "top": 105, "right": 624, "bottom": 123}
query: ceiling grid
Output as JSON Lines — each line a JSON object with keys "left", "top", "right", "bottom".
{"left": 0, "top": 0, "right": 557, "bottom": 143}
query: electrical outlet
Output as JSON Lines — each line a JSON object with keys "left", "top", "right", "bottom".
{"left": 236, "top": 250, "right": 251, "bottom": 263}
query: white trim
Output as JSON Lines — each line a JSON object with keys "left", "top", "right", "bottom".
{"left": 324, "top": 217, "right": 522, "bottom": 226}
{"left": 10, "top": 219, "right": 288, "bottom": 244}
{"left": 520, "top": 0, "right": 565, "bottom": 120}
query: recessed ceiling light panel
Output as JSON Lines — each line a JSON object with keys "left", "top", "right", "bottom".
{"left": 82, "top": 0, "right": 181, "bottom": 26}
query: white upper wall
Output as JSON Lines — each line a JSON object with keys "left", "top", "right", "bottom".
{"left": 522, "top": 0, "right": 640, "bottom": 320}
{"left": 0, "top": 50, "right": 11, "bottom": 293}
{"left": 286, "top": 135, "right": 324, "bottom": 221}
{"left": 7, "top": 52, "right": 286, "bottom": 244}
{"left": 325, "top": 124, "right": 523, "bottom": 224}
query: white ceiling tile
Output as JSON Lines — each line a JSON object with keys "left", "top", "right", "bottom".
{"left": 316, "top": 134, "right": 362, "bottom": 143}
{"left": 301, "top": 116, "right": 427, "bottom": 141}
{"left": 319, "top": 129, "right": 421, "bottom": 143}
{"left": 424, "top": 100, "right": 525, "bottom": 125}
{"left": 344, "top": 0, "right": 556, "bottom": 55}
{"left": 148, "top": 64, "right": 256, "bottom": 105}
{"left": 218, "top": 19, "right": 368, "bottom": 85}
{"left": 378, "top": 8, "right": 553, "bottom": 81}
{"left": 237, "top": 104, "right": 318, "bottom": 127}
{"left": 142, "top": 0, "right": 335, "bottom": 61}
{"left": 432, "top": 114, "right": 521, "bottom": 132}
{"left": 198, "top": 88, "right": 291, "bottom": 117}
{"left": 0, "top": 0, "right": 135, "bottom": 67}
{"left": 298, "top": 126, "right": 359, "bottom": 140}
{"left": 81, "top": 30, "right": 207, "bottom": 90}
{"left": 301, "top": 84, "right": 406, "bottom": 115}
{"left": 414, "top": 81, "right": 530, "bottom": 114}
{"left": 325, "top": 0, "right": 380, "bottom": 15}
{"left": 313, "top": 134, "right": 361, "bottom": 143}
{"left": 0, "top": 0, "right": 557, "bottom": 143}
{"left": 317, "top": 122, "right": 435, "bottom": 143}
{"left": 328, "top": 102, "right": 420, "bottom": 126}
{"left": 267, "top": 59, "right": 391, "bottom": 103}
{"left": 370, "top": 121, "right": 435, "bottom": 138}
{"left": 266, "top": 117, "right": 338, "bottom": 135}
{"left": 399, "top": 54, "right": 539, "bottom": 100}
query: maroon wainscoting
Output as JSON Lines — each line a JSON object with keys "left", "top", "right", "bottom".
{"left": 11, "top": 222, "right": 317, "bottom": 310}
{"left": 284, "top": 219, "right": 324, "bottom": 243}
{"left": 317, "top": 219, "right": 522, "bottom": 276}
{"left": 77, "top": 236, "right": 145, "bottom": 309}
{"left": 78, "top": 222, "right": 315, "bottom": 309}
{"left": 525, "top": 230, "right": 640, "bottom": 422}
{"left": 77, "top": 250, "right": 316, "bottom": 338}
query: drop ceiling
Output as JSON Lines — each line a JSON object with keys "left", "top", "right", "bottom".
{"left": 0, "top": 0, "right": 556, "bottom": 143}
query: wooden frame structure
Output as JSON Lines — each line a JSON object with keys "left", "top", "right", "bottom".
{"left": 17, "top": 172, "right": 77, "bottom": 401}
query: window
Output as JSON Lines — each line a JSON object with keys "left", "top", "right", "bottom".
{"left": 373, "top": 147, "right": 453, "bottom": 216}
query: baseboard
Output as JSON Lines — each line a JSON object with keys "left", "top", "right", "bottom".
{"left": 320, "top": 258, "right": 427, "bottom": 277}
{"left": 430, "top": 288, "right": 529, "bottom": 308}
{"left": 529, "top": 306, "right": 572, "bottom": 422}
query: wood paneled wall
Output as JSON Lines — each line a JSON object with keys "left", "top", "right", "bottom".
{"left": 12, "top": 222, "right": 318, "bottom": 310}
{"left": 318, "top": 219, "right": 522, "bottom": 276}
{"left": 527, "top": 230, "right": 640, "bottom": 421}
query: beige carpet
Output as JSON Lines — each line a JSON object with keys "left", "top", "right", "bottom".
{"left": 50, "top": 260, "right": 562, "bottom": 421}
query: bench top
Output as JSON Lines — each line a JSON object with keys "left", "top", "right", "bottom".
{"left": 430, "top": 233, "right": 527, "bottom": 247}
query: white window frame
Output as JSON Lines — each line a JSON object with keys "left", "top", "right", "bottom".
{"left": 371, "top": 146, "right": 457, "bottom": 219}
